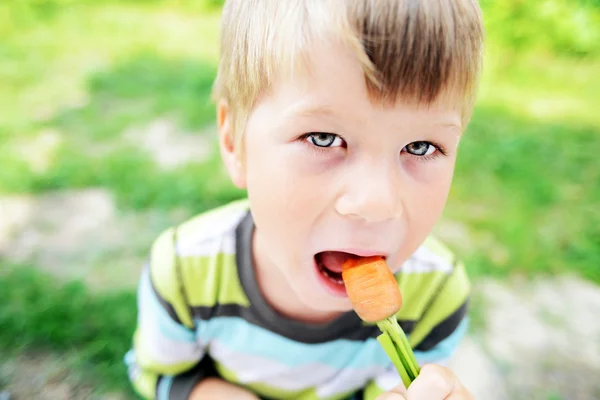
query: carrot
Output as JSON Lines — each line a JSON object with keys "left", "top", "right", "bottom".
{"left": 342, "top": 256, "right": 421, "bottom": 388}
{"left": 342, "top": 256, "right": 403, "bottom": 323}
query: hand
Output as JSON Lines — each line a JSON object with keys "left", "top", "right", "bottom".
{"left": 189, "top": 377, "right": 260, "bottom": 400}
{"left": 376, "top": 364, "right": 473, "bottom": 400}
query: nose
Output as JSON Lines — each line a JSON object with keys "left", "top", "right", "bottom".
{"left": 335, "top": 160, "right": 403, "bottom": 223}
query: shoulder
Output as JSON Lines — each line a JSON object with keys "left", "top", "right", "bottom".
{"left": 395, "top": 234, "right": 470, "bottom": 324}
{"left": 175, "top": 198, "right": 250, "bottom": 257}
{"left": 147, "top": 199, "right": 251, "bottom": 326}
{"left": 403, "top": 235, "right": 457, "bottom": 275}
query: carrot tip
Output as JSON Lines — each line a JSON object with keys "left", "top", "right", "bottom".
{"left": 342, "top": 256, "right": 402, "bottom": 322}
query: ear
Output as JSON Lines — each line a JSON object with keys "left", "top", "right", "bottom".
{"left": 217, "top": 99, "right": 246, "bottom": 188}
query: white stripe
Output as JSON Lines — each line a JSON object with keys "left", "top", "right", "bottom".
{"left": 373, "top": 365, "right": 403, "bottom": 391}
{"left": 209, "top": 340, "right": 283, "bottom": 381}
{"left": 210, "top": 341, "right": 337, "bottom": 390}
{"left": 138, "top": 271, "right": 205, "bottom": 365}
{"left": 209, "top": 340, "right": 386, "bottom": 394}
{"left": 256, "top": 363, "right": 339, "bottom": 391}
{"left": 177, "top": 232, "right": 236, "bottom": 257}
{"left": 371, "top": 358, "right": 450, "bottom": 392}
{"left": 400, "top": 246, "right": 453, "bottom": 274}
{"left": 124, "top": 350, "right": 141, "bottom": 381}
{"left": 316, "top": 364, "right": 387, "bottom": 398}
{"left": 176, "top": 208, "right": 246, "bottom": 256}
{"left": 139, "top": 314, "right": 205, "bottom": 365}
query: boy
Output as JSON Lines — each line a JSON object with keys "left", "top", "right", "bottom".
{"left": 125, "top": 0, "right": 484, "bottom": 399}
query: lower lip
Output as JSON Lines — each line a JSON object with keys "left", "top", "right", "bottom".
{"left": 313, "top": 259, "right": 348, "bottom": 298}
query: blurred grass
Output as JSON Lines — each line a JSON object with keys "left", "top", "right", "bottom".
{"left": 447, "top": 109, "right": 599, "bottom": 283}
{"left": 0, "top": 265, "right": 138, "bottom": 397}
{"left": 0, "top": 0, "right": 599, "bottom": 396}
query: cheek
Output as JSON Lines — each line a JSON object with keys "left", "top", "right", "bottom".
{"left": 403, "top": 158, "right": 455, "bottom": 232}
{"left": 409, "top": 168, "right": 453, "bottom": 216}
{"left": 393, "top": 176, "right": 451, "bottom": 269}
{"left": 243, "top": 140, "right": 325, "bottom": 255}
{"left": 245, "top": 138, "right": 338, "bottom": 214}
{"left": 402, "top": 156, "right": 456, "bottom": 184}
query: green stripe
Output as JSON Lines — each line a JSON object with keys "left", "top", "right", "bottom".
{"left": 393, "top": 234, "right": 458, "bottom": 321}
{"left": 407, "top": 261, "right": 470, "bottom": 347}
{"left": 363, "top": 381, "right": 386, "bottom": 400}
{"left": 133, "top": 330, "right": 198, "bottom": 375}
{"left": 132, "top": 369, "right": 159, "bottom": 400}
{"left": 150, "top": 228, "right": 194, "bottom": 328}
{"left": 149, "top": 199, "right": 251, "bottom": 328}
{"left": 140, "top": 357, "right": 197, "bottom": 377}
{"left": 396, "top": 271, "right": 448, "bottom": 320}
{"left": 180, "top": 254, "right": 250, "bottom": 307}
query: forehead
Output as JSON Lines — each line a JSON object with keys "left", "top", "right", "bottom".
{"left": 261, "top": 39, "right": 463, "bottom": 130}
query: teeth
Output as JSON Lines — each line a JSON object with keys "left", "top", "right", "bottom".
{"left": 323, "top": 268, "right": 343, "bottom": 284}
{"left": 317, "top": 258, "right": 344, "bottom": 285}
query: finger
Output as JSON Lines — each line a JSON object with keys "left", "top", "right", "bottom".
{"left": 376, "top": 391, "right": 407, "bottom": 400}
{"left": 375, "top": 382, "right": 408, "bottom": 400}
{"left": 388, "top": 382, "right": 408, "bottom": 395}
{"left": 444, "top": 385, "right": 475, "bottom": 400}
{"left": 445, "top": 394, "right": 473, "bottom": 400}
{"left": 441, "top": 372, "right": 474, "bottom": 400}
{"left": 405, "top": 364, "right": 457, "bottom": 400}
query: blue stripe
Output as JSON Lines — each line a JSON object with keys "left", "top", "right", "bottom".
{"left": 413, "top": 318, "right": 469, "bottom": 364}
{"left": 196, "top": 316, "right": 391, "bottom": 370}
{"left": 194, "top": 316, "right": 468, "bottom": 371}
{"left": 139, "top": 269, "right": 196, "bottom": 343}
{"left": 156, "top": 376, "right": 174, "bottom": 400}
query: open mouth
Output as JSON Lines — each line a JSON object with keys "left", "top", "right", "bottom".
{"left": 315, "top": 252, "right": 348, "bottom": 285}
{"left": 314, "top": 251, "right": 387, "bottom": 292}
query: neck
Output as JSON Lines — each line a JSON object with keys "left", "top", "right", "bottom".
{"left": 252, "top": 230, "right": 341, "bottom": 325}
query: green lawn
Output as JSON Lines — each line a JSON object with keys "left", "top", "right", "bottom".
{"left": 0, "top": 266, "right": 137, "bottom": 395}
{"left": 1, "top": 0, "right": 598, "bottom": 397}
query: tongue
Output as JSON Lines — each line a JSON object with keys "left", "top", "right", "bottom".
{"left": 319, "top": 251, "right": 356, "bottom": 273}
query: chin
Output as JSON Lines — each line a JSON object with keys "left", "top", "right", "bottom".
{"left": 297, "top": 290, "right": 352, "bottom": 313}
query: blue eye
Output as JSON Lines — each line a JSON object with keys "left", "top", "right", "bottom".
{"left": 405, "top": 141, "right": 436, "bottom": 156}
{"left": 307, "top": 133, "right": 344, "bottom": 148}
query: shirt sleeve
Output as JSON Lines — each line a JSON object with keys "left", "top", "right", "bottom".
{"left": 124, "top": 227, "right": 211, "bottom": 400}
{"left": 361, "top": 260, "right": 471, "bottom": 400}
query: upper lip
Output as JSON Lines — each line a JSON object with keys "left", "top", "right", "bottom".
{"left": 316, "top": 248, "right": 389, "bottom": 259}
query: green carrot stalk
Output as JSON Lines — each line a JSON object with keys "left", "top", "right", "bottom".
{"left": 377, "top": 332, "right": 412, "bottom": 388}
{"left": 340, "top": 256, "right": 420, "bottom": 387}
{"left": 377, "top": 315, "right": 421, "bottom": 386}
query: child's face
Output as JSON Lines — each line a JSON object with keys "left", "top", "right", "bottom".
{"left": 222, "top": 39, "right": 463, "bottom": 315}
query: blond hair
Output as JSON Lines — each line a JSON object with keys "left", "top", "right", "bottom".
{"left": 213, "top": 0, "right": 484, "bottom": 154}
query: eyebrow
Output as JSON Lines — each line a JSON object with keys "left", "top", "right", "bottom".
{"left": 437, "top": 120, "right": 462, "bottom": 132}
{"left": 286, "top": 103, "right": 343, "bottom": 120}
{"left": 286, "top": 101, "right": 463, "bottom": 132}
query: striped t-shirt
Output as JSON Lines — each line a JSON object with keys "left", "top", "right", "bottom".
{"left": 125, "top": 199, "right": 470, "bottom": 400}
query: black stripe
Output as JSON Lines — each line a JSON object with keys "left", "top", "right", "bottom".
{"left": 168, "top": 356, "right": 216, "bottom": 400}
{"left": 190, "top": 302, "right": 417, "bottom": 343}
{"left": 148, "top": 263, "right": 183, "bottom": 325}
{"left": 190, "top": 303, "right": 375, "bottom": 342}
{"left": 155, "top": 375, "right": 163, "bottom": 399}
{"left": 414, "top": 298, "right": 469, "bottom": 351}
{"left": 233, "top": 211, "right": 423, "bottom": 344}
{"left": 367, "top": 319, "right": 416, "bottom": 338}
{"left": 399, "top": 320, "right": 416, "bottom": 335}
